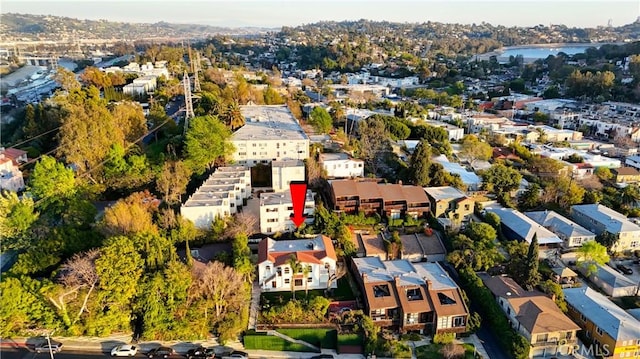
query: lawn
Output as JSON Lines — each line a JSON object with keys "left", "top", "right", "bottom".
{"left": 337, "top": 333, "right": 363, "bottom": 346}
{"left": 261, "top": 275, "right": 355, "bottom": 304}
{"left": 277, "top": 328, "right": 337, "bottom": 349}
{"left": 415, "top": 343, "right": 476, "bottom": 359}
{"left": 243, "top": 332, "right": 319, "bottom": 352}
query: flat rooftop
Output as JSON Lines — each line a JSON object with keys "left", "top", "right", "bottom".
{"left": 352, "top": 257, "right": 458, "bottom": 290}
{"left": 424, "top": 186, "right": 467, "bottom": 201}
{"left": 260, "top": 189, "right": 314, "bottom": 206}
{"left": 571, "top": 204, "right": 640, "bottom": 233}
{"left": 272, "top": 159, "right": 304, "bottom": 168}
{"left": 233, "top": 105, "right": 309, "bottom": 141}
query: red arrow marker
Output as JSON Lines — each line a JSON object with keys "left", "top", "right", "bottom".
{"left": 289, "top": 181, "right": 308, "bottom": 228}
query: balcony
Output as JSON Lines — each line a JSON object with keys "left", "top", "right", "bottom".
{"left": 532, "top": 339, "right": 577, "bottom": 347}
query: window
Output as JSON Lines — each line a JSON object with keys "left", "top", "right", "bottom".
{"left": 595, "top": 326, "right": 603, "bottom": 336}
{"left": 294, "top": 279, "right": 303, "bottom": 286}
{"left": 631, "top": 241, "right": 639, "bottom": 248}
{"left": 284, "top": 278, "right": 290, "bottom": 284}
{"left": 252, "top": 152, "right": 257, "bottom": 155}
{"left": 464, "top": 204, "right": 470, "bottom": 211}
{"left": 266, "top": 266, "right": 271, "bottom": 272}
{"left": 266, "top": 208, "right": 278, "bottom": 212}
{"left": 453, "top": 316, "right": 465, "bottom": 327}
{"left": 307, "top": 277, "right": 313, "bottom": 283}
{"left": 271, "top": 281, "right": 276, "bottom": 288}
{"left": 438, "top": 316, "right": 450, "bottom": 329}
{"left": 437, "top": 292, "right": 457, "bottom": 305}
{"left": 284, "top": 268, "right": 290, "bottom": 274}
{"left": 373, "top": 285, "right": 391, "bottom": 298}
{"left": 238, "top": 152, "right": 246, "bottom": 156}
{"left": 580, "top": 313, "right": 586, "bottom": 322}
{"left": 267, "top": 218, "right": 278, "bottom": 223}
{"left": 536, "top": 334, "right": 548, "bottom": 343}
{"left": 286, "top": 206, "right": 293, "bottom": 211}
{"left": 406, "top": 288, "right": 423, "bottom": 301}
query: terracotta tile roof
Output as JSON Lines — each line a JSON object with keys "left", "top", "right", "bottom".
{"left": 2, "top": 148, "right": 27, "bottom": 160}
{"left": 258, "top": 235, "right": 337, "bottom": 266}
{"left": 613, "top": 167, "right": 640, "bottom": 176}
{"left": 508, "top": 296, "right": 580, "bottom": 334}
{"left": 331, "top": 180, "right": 428, "bottom": 204}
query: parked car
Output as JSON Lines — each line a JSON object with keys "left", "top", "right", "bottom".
{"left": 222, "top": 351, "right": 248, "bottom": 359}
{"left": 617, "top": 264, "right": 633, "bottom": 275}
{"left": 111, "top": 344, "right": 138, "bottom": 357}
{"left": 148, "top": 346, "right": 175, "bottom": 358}
{"left": 186, "top": 346, "right": 215, "bottom": 359}
{"left": 35, "top": 341, "right": 63, "bottom": 353}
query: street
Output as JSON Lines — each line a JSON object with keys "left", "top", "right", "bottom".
{"left": 0, "top": 348, "right": 136, "bottom": 359}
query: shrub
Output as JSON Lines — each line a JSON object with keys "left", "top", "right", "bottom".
{"left": 433, "top": 332, "right": 456, "bottom": 345}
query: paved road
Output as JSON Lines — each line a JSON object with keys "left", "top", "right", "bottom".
{"left": 0, "top": 348, "right": 137, "bottom": 359}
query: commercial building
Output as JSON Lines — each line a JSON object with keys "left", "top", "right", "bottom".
{"left": 259, "top": 189, "right": 315, "bottom": 234}
{"left": 564, "top": 287, "right": 640, "bottom": 358}
{"left": 570, "top": 204, "right": 640, "bottom": 253}
{"left": 352, "top": 257, "right": 469, "bottom": 335}
{"left": 524, "top": 210, "right": 596, "bottom": 248}
{"left": 257, "top": 235, "right": 337, "bottom": 292}
{"left": 319, "top": 153, "right": 364, "bottom": 178}
{"left": 271, "top": 159, "right": 305, "bottom": 192}
{"left": 330, "top": 180, "right": 430, "bottom": 219}
{"left": 231, "top": 105, "right": 310, "bottom": 166}
{"left": 181, "top": 166, "right": 251, "bottom": 228}
{"left": 482, "top": 275, "right": 580, "bottom": 358}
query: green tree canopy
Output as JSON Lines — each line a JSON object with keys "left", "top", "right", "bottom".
{"left": 459, "top": 135, "right": 492, "bottom": 166}
{"left": 29, "top": 155, "right": 77, "bottom": 206}
{"left": 184, "top": 115, "right": 234, "bottom": 174}
{"left": 308, "top": 106, "right": 333, "bottom": 134}
{"left": 0, "top": 192, "right": 39, "bottom": 251}
{"left": 576, "top": 241, "right": 609, "bottom": 276}
{"left": 408, "top": 140, "right": 432, "bottom": 186}
{"left": 481, "top": 163, "right": 522, "bottom": 195}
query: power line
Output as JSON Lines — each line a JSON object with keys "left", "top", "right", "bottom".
{"left": 6, "top": 126, "right": 61, "bottom": 149}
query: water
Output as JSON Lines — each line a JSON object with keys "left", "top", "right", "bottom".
{"left": 499, "top": 44, "right": 599, "bottom": 59}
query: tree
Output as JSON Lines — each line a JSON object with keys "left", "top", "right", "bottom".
{"left": 620, "top": 185, "right": 640, "bottom": 209}
{"left": 221, "top": 101, "right": 245, "bottom": 131}
{"left": 481, "top": 163, "right": 522, "bottom": 196}
{"left": 308, "top": 106, "right": 333, "bottom": 134}
{"left": 459, "top": 135, "right": 492, "bottom": 167}
{"left": 156, "top": 160, "right": 192, "bottom": 204}
{"left": 303, "top": 265, "right": 311, "bottom": 297}
{"left": 576, "top": 241, "right": 610, "bottom": 275}
{"left": 191, "top": 261, "right": 247, "bottom": 320}
{"left": 53, "top": 249, "right": 100, "bottom": 326}
{"left": 29, "top": 155, "right": 77, "bottom": 207}
{"left": 101, "top": 192, "right": 158, "bottom": 236}
{"left": 232, "top": 233, "right": 253, "bottom": 282}
{"left": 358, "top": 117, "right": 389, "bottom": 175}
{"left": 518, "top": 183, "right": 542, "bottom": 210}
{"left": 523, "top": 235, "right": 540, "bottom": 290}
{"left": 54, "top": 67, "right": 81, "bottom": 91}
{"left": 286, "top": 255, "right": 303, "bottom": 300}
{"left": 184, "top": 115, "right": 234, "bottom": 174}
{"left": 264, "top": 87, "right": 285, "bottom": 105}
{"left": 80, "top": 67, "right": 112, "bottom": 89}
{"left": 408, "top": 140, "right": 431, "bottom": 186}
{"left": 0, "top": 192, "right": 39, "bottom": 251}
{"left": 110, "top": 101, "right": 148, "bottom": 144}
{"left": 594, "top": 167, "right": 613, "bottom": 181}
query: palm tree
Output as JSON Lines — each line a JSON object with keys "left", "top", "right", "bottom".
{"left": 224, "top": 101, "right": 245, "bottom": 131}
{"left": 286, "top": 255, "right": 302, "bottom": 300}
{"left": 303, "top": 265, "right": 311, "bottom": 298}
{"left": 621, "top": 185, "right": 640, "bottom": 209}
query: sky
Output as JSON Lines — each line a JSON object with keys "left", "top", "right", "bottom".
{"left": 1, "top": 0, "right": 639, "bottom": 29}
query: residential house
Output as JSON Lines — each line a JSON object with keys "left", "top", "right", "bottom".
{"left": 271, "top": 159, "right": 305, "bottom": 192}
{"left": 492, "top": 147, "right": 521, "bottom": 162}
{"left": 432, "top": 155, "right": 482, "bottom": 191}
{"left": 570, "top": 204, "right": 640, "bottom": 253}
{"left": 564, "top": 287, "right": 640, "bottom": 358}
{"left": 0, "top": 152, "right": 25, "bottom": 192}
{"left": 329, "top": 180, "right": 430, "bottom": 219}
{"left": 611, "top": 167, "right": 640, "bottom": 185}
{"left": 319, "top": 153, "right": 364, "bottom": 178}
{"left": 424, "top": 186, "right": 474, "bottom": 223}
{"left": 257, "top": 235, "right": 337, "bottom": 292}
{"left": 485, "top": 207, "right": 563, "bottom": 256}
{"left": 231, "top": 105, "right": 310, "bottom": 166}
{"left": 482, "top": 275, "right": 580, "bottom": 358}
{"left": 1, "top": 147, "right": 27, "bottom": 164}
{"left": 352, "top": 257, "right": 469, "bottom": 335}
{"left": 576, "top": 263, "right": 637, "bottom": 297}
{"left": 422, "top": 120, "right": 464, "bottom": 141}
{"left": 624, "top": 155, "right": 640, "bottom": 170}
{"left": 524, "top": 210, "right": 596, "bottom": 248}
{"left": 259, "top": 189, "right": 315, "bottom": 234}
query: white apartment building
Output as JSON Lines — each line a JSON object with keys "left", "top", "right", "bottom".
{"left": 257, "top": 235, "right": 337, "bottom": 292}
{"left": 181, "top": 166, "right": 251, "bottom": 228}
{"left": 571, "top": 204, "right": 640, "bottom": 253}
{"left": 271, "top": 159, "right": 305, "bottom": 192}
{"left": 319, "top": 153, "right": 364, "bottom": 178}
{"left": 231, "top": 105, "right": 310, "bottom": 166}
{"left": 260, "top": 189, "right": 315, "bottom": 234}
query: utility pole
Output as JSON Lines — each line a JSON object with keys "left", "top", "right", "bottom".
{"left": 183, "top": 70, "right": 194, "bottom": 134}
{"left": 193, "top": 52, "right": 202, "bottom": 93}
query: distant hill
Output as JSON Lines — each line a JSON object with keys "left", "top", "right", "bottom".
{"left": 0, "top": 13, "right": 276, "bottom": 41}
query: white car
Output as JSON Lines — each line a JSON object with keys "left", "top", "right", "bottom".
{"left": 111, "top": 344, "right": 139, "bottom": 357}
{"left": 35, "top": 341, "right": 63, "bottom": 353}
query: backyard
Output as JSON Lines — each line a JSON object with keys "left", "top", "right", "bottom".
{"left": 415, "top": 343, "right": 477, "bottom": 359}
{"left": 261, "top": 275, "right": 356, "bottom": 304}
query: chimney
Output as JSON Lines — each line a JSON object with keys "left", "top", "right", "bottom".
{"left": 551, "top": 294, "right": 556, "bottom": 302}
{"left": 394, "top": 275, "right": 401, "bottom": 286}
{"left": 362, "top": 273, "right": 368, "bottom": 282}
{"left": 424, "top": 279, "right": 432, "bottom": 290}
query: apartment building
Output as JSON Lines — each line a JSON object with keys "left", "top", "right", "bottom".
{"left": 482, "top": 275, "right": 580, "bottom": 358}
{"left": 231, "top": 105, "right": 309, "bottom": 166}
{"left": 352, "top": 257, "right": 468, "bottom": 335}
{"left": 422, "top": 120, "right": 464, "bottom": 141}
{"left": 524, "top": 210, "right": 596, "bottom": 248}
{"left": 570, "top": 204, "right": 640, "bottom": 253}
{"left": 257, "top": 235, "right": 337, "bottom": 292}
{"left": 259, "top": 189, "right": 315, "bottom": 234}
{"left": 181, "top": 166, "right": 251, "bottom": 228}
{"left": 271, "top": 159, "right": 305, "bottom": 192}
{"left": 424, "top": 186, "right": 474, "bottom": 221}
{"left": 611, "top": 167, "right": 640, "bottom": 185}
{"left": 564, "top": 287, "right": 640, "bottom": 358}
{"left": 319, "top": 153, "right": 364, "bottom": 178}
{"left": 485, "top": 208, "right": 563, "bottom": 254}
{"left": 329, "top": 180, "right": 430, "bottom": 219}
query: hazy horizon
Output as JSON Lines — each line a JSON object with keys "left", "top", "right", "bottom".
{"left": 1, "top": 0, "right": 639, "bottom": 29}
